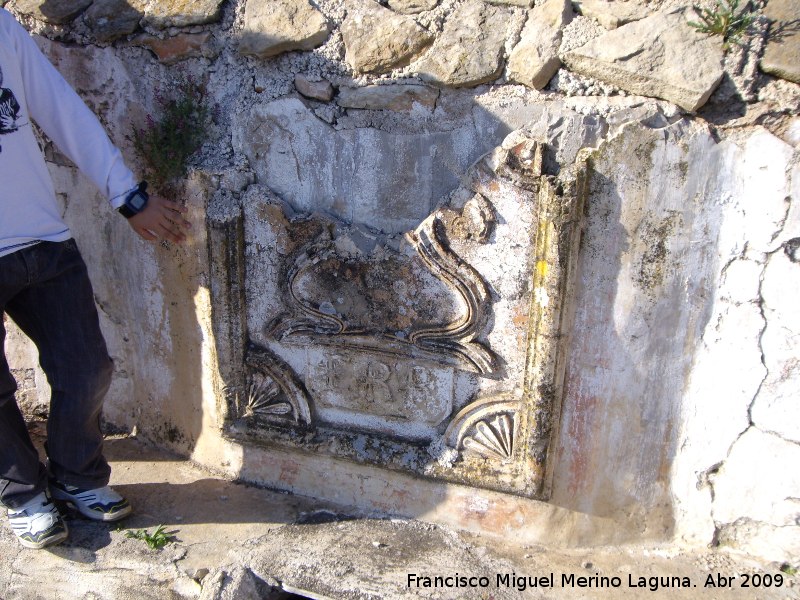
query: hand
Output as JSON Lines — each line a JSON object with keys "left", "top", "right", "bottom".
{"left": 127, "top": 195, "right": 191, "bottom": 243}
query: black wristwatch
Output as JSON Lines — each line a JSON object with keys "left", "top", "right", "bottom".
{"left": 118, "top": 181, "right": 149, "bottom": 218}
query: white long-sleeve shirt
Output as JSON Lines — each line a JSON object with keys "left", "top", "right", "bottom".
{"left": 0, "top": 8, "right": 136, "bottom": 258}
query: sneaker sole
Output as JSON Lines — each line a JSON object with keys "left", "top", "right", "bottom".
{"left": 16, "top": 522, "right": 69, "bottom": 550}
{"left": 51, "top": 490, "right": 133, "bottom": 522}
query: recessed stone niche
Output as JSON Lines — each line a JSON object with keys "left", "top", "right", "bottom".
{"left": 209, "top": 133, "right": 588, "bottom": 499}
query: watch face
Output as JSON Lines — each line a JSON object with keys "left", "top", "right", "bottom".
{"left": 129, "top": 193, "right": 147, "bottom": 211}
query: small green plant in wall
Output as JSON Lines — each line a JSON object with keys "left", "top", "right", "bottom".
{"left": 125, "top": 524, "right": 178, "bottom": 550}
{"left": 133, "top": 75, "right": 211, "bottom": 194}
{"left": 688, "top": 0, "right": 757, "bottom": 48}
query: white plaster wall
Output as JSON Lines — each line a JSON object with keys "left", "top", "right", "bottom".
{"left": 552, "top": 122, "right": 800, "bottom": 562}
{"left": 553, "top": 120, "right": 721, "bottom": 529}
{"left": 4, "top": 21, "right": 799, "bottom": 564}
{"left": 672, "top": 131, "right": 800, "bottom": 562}
{"left": 3, "top": 317, "right": 48, "bottom": 418}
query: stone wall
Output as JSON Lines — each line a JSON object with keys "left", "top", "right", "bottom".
{"left": 3, "top": 0, "right": 799, "bottom": 564}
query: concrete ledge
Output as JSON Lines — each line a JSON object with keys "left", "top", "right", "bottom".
{"left": 1, "top": 432, "right": 796, "bottom": 600}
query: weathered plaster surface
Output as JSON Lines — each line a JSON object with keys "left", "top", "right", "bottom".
{"left": 553, "top": 119, "right": 721, "bottom": 531}
{"left": 670, "top": 130, "right": 800, "bottom": 562}
{"left": 4, "top": 0, "right": 799, "bottom": 564}
{"left": 550, "top": 121, "right": 799, "bottom": 561}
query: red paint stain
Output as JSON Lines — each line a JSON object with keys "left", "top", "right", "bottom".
{"left": 563, "top": 374, "right": 600, "bottom": 498}
{"left": 278, "top": 460, "right": 300, "bottom": 486}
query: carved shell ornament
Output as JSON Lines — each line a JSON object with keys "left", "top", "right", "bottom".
{"left": 242, "top": 344, "right": 313, "bottom": 425}
{"left": 444, "top": 395, "right": 521, "bottom": 463}
{"left": 463, "top": 414, "right": 515, "bottom": 460}
{"left": 244, "top": 377, "right": 292, "bottom": 418}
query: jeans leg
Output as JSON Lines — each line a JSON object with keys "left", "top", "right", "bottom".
{"left": 4, "top": 240, "right": 113, "bottom": 491}
{"left": 0, "top": 316, "right": 48, "bottom": 509}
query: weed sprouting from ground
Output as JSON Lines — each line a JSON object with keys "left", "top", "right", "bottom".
{"left": 133, "top": 75, "right": 211, "bottom": 193}
{"left": 688, "top": 0, "right": 757, "bottom": 48}
{"left": 125, "top": 524, "right": 178, "bottom": 550}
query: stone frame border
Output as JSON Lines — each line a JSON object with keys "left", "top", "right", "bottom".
{"left": 207, "top": 138, "right": 588, "bottom": 499}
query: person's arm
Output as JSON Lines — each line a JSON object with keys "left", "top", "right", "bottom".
{"left": 4, "top": 10, "right": 189, "bottom": 242}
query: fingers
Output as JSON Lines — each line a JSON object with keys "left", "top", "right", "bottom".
{"left": 126, "top": 195, "right": 192, "bottom": 244}
{"left": 157, "top": 211, "right": 190, "bottom": 243}
{"left": 135, "top": 226, "right": 157, "bottom": 241}
{"left": 161, "top": 199, "right": 188, "bottom": 214}
{"left": 153, "top": 199, "right": 192, "bottom": 234}
{"left": 156, "top": 221, "right": 186, "bottom": 243}
{"left": 167, "top": 212, "right": 192, "bottom": 231}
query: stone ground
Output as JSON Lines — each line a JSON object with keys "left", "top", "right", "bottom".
{"left": 0, "top": 427, "right": 798, "bottom": 600}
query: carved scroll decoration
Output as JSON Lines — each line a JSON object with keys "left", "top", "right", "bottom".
{"left": 404, "top": 215, "right": 496, "bottom": 375}
{"left": 218, "top": 135, "right": 588, "bottom": 499}
{"left": 274, "top": 195, "right": 499, "bottom": 376}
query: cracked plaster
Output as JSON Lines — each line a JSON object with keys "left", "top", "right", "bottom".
{"left": 672, "top": 129, "right": 799, "bottom": 559}
{"left": 2, "top": 0, "right": 800, "bottom": 566}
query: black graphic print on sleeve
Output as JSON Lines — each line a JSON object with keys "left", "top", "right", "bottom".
{"left": 0, "top": 65, "right": 22, "bottom": 152}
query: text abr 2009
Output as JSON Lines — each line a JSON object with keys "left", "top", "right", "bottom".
{"left": 704, "top": 573, "right": 784, "bottom": 588}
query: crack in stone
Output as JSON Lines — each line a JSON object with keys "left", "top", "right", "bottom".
{"left": 768, "top": 196, "right": 793, "bottom": 247}
{"left": 707, "top": 154, "right": 799, "bottom": 545}
{"left": 747, "top": 264, "right": 771, "bottom": 428}
{"left": 706, "top": 260, "right": 774, "bottom": 535}
{"left": 717, "top": 248, "right": 747, "bottom": 284}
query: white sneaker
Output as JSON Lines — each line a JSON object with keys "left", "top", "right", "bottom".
{"left": 50, "top": 481, "right": 132, "bottom": 522}
{"left": 7, "top": 492, "right": 69, "bottom": 549}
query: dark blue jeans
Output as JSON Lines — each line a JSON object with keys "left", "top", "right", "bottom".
{"left": 0, "top": 240, "right": 113, "bottom": 509}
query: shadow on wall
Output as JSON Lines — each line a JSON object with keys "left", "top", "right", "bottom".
{"left": 550, "top": 123, "right": 724, "bottom": 537}
{"left": 29, "top": 17, "right": 540, "bottom": 523}
{"left": 36, "top": 0, "right": 143, "bottom": 34}
{"left": 15, "top": 4, "right": 730, "bottom": 550}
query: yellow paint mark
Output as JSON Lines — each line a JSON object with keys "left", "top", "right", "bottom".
{"left": 536, "top": 260, "right": 548, "bottom": 279}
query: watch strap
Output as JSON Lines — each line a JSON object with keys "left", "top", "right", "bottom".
{"left": 118, "top": 203, "right": 137, "bottom": 218}
{"left": 118, "top": 181, "right": 149, "bottom": 219}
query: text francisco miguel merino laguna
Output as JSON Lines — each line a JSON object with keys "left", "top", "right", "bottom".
{"left": 407, "top": 572, "right": 699, "bottom": 592}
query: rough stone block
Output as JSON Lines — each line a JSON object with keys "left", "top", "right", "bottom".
{"left": 415, "top": 0, "right": 510, "bottom": 87}
{"left": 562, "top": 8, "right": 724, "bottom": 111}
{"left": 85, "top": 0, "right": 143, "bottom": 42}
{"left": 141, "top": 0, "right": 224, "bottom": 29}
{"left": 574, "top": 0, "right": 647, "bottom": 29}
{"left": 487, "top": 0, "right": 533, "bottom": 6}
{"left": 239, "top": 0, "right": 330, "bottom": 58}
{"left": 136, "top": 32, "right": 217, "bottom": 65}
{"left": 508, "top": 0, "right": 572, "bottom": 89}
{"left": 14, "top": 0, "right": 93, "bottom": 24}
{"left": 760, "top": 0, "right": 800, "bottom": 84}
{"left": 387, "top": 0, "right": 439, "bottom": 13}
{"left": 342, "top": 0, "right": 433, "bottom": 73}
{"left": 294, "top": 74, "right": 334, "bottom": 102}
{"left": 337, "top": 84, "right": 439, "bottom": 111}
